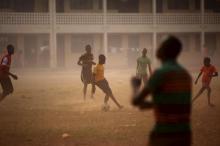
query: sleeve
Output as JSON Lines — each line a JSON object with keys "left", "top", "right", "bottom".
{"left": 147, "top": 70, "right": 163, "bottom": 92}
{"left": 200, "top": 66, "right": 204, "bottom": 72}
{"left": 1, "top": 57, "right": 8, "bottom": 66}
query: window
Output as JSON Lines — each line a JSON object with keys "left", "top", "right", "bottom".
{"left": 168, "top": 0, "right": 189, "bottom": 10}
{"left": 70, "top": 0, "right": 93, "bottom": 10}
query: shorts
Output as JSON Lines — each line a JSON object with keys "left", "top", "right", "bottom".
{"left": 81, "top": 69, "right": 93, "bottom": 84}
{"left": 149, "top": 131, "right": 192, "bottom": 146}
{"left": 202, "top": 80, "right": 210, "bottom": 88}
{"left": 136, "top": 73, "right": 148, "bottom": 84}
{"left": 0, "top": 76, "right": 14, "bottom": 96}
{"left": 95, "top": 79, "right": 113, "bottom": 96}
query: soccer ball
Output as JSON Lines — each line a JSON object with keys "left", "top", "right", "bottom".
{"left": 101, "top": 104, "right": 110, "bottom": 112}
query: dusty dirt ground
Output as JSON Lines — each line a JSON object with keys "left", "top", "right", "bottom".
{"left": 0, "top": 69, "right": 219, "bottom": 146}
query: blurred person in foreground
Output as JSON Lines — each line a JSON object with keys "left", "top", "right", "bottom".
{"left": 131, "top": 36, "right": 192, "bottom": 146}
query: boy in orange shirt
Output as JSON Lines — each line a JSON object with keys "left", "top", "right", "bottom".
{"left": 193, "top": 57, "right": 218, "bottom": 106}
{"left": 93, "top": 54, "right": 123, "bottom": 110}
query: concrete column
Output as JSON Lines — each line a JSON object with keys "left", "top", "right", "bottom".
{"left": 64, "top": 0, "right": 71, "bottom": 12}
{"left": 64, "top": 34, "right": 72, "bottom": 68}
{"left": 94, "top": 34, "right": 101, "bottom": 57}
{"left": 189, "top": 34, "right": 196, "bottom": 52}
{"left": 17, "top": 35, "right": 25, "bottom": 67}
{"left": 153, "top": 32, "right": 157, "bottom": 66}
{"left": 121, "top": 34, "right": 129, "bottom": 52}
{"left": 49, "top": 0, "right": 57, "bottom": 68}
{"left": 103, "top": 0, "right": 108, "bottom": 56}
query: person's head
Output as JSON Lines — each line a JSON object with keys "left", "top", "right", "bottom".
{"left": 204, "top": 57, "right": 211, "bottom": 66}
{"left": 142, "top": 48, "right": 147, "bottom": 57}
{"left": 99, "top": 54, "right": 106, "bottom": 64}
{"left": 156, "top": 36, "right": 182, "bottom": 62}
{"left": 7, "top": 44, "right": 15, "bottom": 55}
{"left": 85, "top": 45, "right": 92, "bottom": 54}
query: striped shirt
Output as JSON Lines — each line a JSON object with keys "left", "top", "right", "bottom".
{"left": 147, "top": 61, "right": 192, "bottom": 134}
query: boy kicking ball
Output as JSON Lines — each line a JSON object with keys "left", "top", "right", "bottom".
{"left": 93, "top": 54, "right": 123, "bottom": 111}
{"left": 193, "top": 57, "right": 218, "bottom": 106}
{"left": 0, "top": 44, "right": 18, "bottom": 102}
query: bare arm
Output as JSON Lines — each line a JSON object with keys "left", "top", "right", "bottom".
{"left": 211, "top": 72, "right": 218, "bottom": 77}
{"left": 131, "top": 77, "right": 153, "bottom": 110}
{"left": 195, "top": 71, "right": 202, "bottom": 84}
{"left": 77, "top": 59, "right": 83, "bottom": 66}
{"left": 148, "top": 64, "right": 152, "bottom": 76}
{"left": 6, "top": 71, "right": 18, "bottom": 80}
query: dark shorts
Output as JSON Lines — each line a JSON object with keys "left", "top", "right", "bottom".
{"left": 0, "top": 76, "right": 14, "bottom": 96}
{"left": 96, "top": 79, "right": 113, "bottom": 96}
{"left": 81, "top": 69, "right": 93, "bottom": 84}
{"left": 149, "top": 131, "right": 192, "bottom": 146}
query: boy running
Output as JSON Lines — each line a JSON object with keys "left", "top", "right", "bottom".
{"left": 93, "top": 54, "right": 123, "bottom": 110}
{"left": 0, "top": 45, "right": 18, "bottom": 102}
{"left": 77, "top": 45, "right": 96, "bottom": 100}
{"left": 131, "top": 36, "right": 192, "bottom": 146}
{"left": 136, "top": 48, "right": 152, "bottom": 86}
{"left": 193, "top": 57, "right": 218, "bottom": 106}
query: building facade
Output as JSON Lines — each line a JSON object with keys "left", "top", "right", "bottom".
{"left": 0, "top": 0, "right": 220, "bottom": 68}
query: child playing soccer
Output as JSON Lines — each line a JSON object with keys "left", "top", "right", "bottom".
{"left": 77, "top": 45, "right": 96, "bottom": 100}
{"left": 93, "top": 54, "right": 123, "bottom": 110}
{"left": 136, "top": 48, "right": 152, "bottom": 86}
{"left": 193, "top": 57, "right": 218, "bottom": 106}
{"left": 131, "top": 36, "right": 192, "bottom": 146}
{"left": 0, "top": 44, "right": 18, "bottom": 102}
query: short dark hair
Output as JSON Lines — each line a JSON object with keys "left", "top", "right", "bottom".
{"left": 157, "top": 36, "right": 182, "bottom": 60}
{"left": 99, "top": 54, "right": 106, "bottom": 64}
{"left": 7, "top": 44, "right": 15, "bottom": 54}
{"left": 204, "top": 57, "right": 211, "bottom": 63}
{"left": 85, "top": 45, "right": 91, "bottom": 51}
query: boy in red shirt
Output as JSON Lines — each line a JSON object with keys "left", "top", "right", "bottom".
{"left": 0, "top": 45, "right": 18, "bottom": 102}
{"left": 193, "top": 57, "right": 218, "bottom": 106}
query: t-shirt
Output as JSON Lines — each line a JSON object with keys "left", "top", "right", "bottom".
{"left": 93, "top": 64, "right": 104, "bottom": 82}
{"left": 137, "top": 56, "right": 151, "bottom": 75}
{"left": 200, "top": 65, "right": 217, "bottom": 83}
{"left": 0, "top": 55, "right": 11, "bottom": 78}
{"left": 147, "top": 61, "right": 192, "bottom": 134}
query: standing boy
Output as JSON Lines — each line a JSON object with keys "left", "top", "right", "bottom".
{"left": 193, "top": 57, "right": 218, "bottom": 106}
{"left": 131, "top": 36, "right": 192, "bottom": 146}
{"left": 93, "top": 54, "right": 123, "bottom": 110}
{"left": 136, "top": 48, "right": 152, "bottom": 86}
{"left": 77, "top": 45, "right": 96, "bottom": 100}
{"left": 0, "top": 44, "right": 18, "bottom": 102}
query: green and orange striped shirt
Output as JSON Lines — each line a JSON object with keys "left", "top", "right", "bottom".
{"left": 147, "top": 61, "right": 192, "bottom": 134}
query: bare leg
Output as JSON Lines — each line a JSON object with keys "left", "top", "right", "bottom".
{"left": 192, "top": 87, "right": 206, "bottom": 102}
{"left": 109, "top": 94, "right": 123, "bottom": 109}
{"left": 207, "top": 87, "right": 214, "bottom": 107}
{"left": 0, "top": 93, "right": 8, "bottom": 103}
{"left": 91, "top": 83, "right": 96, "bottom": 99}
{"left": 104, "top": 95, "right": 109, "bottom": 105}
{"left": 83, "top": 83, "right": 87, "bottom": 101}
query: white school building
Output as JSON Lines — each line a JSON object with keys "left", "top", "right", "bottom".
{"left": 0, "top": 0, "right": 220, "bottom": 68}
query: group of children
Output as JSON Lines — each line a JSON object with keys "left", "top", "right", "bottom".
{"left": 0, "top": 37, "right": 218, "bottom": 146}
